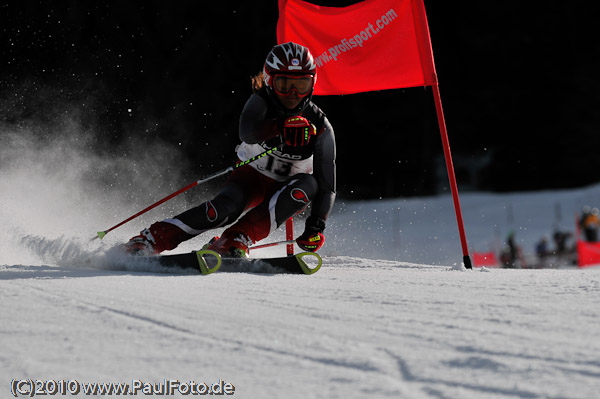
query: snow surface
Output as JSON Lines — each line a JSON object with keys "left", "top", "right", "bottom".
{"left": 2, "top": 126, "right": 600, "bottom": 398}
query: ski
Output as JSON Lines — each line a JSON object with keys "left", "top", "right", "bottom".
{"left": 147, "top": 250, "right": 322, "bottom": 275}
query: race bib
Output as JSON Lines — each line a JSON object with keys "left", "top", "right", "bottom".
{"left": 236, "top": 142, "right": 313, "bottom": 181}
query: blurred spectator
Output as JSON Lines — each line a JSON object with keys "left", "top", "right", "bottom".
{"left": 500, "top": 231, "right": 522, "bottom": 268}
{"left": 552, "top": 228, "right": 572, "bottom": 255}
{"left": 579, "top": 205, "right": 590, "bottom": 232}
{"left": 536, "top": 236, "right": 550, "bottom": 259}
{"left": 581, "top": 207, "right": 599, "bottom": 242}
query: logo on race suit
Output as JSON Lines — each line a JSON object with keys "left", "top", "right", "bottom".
{"left": 206, "top": 201, "right": 218, "bottom": 222}
{"left": 291, "top": 188, "right": 310, "bottom": 204}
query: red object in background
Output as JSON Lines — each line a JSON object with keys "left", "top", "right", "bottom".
{"left": 277, "top": 0, "right": 436, "bottom": 95}
{"left": 472, "top": 252, "right": 499, "bottom": 268}
{"left": 577, "top": 240, "right": 600, "bottom": 268}
{"left": 575, "top": 213, "right": 600, "bottom": 268}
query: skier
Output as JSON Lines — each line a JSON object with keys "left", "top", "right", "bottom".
{"left": 121, "top": 42, "right": 336, "bottom": 258}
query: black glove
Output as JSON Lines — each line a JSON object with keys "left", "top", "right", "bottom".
{"left": 296, "top": 216, "right": 326, "bottom": 252}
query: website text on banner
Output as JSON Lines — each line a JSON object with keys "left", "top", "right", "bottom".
{"left": 313, "top": 9, "right": 399, "bottom": 67}
{"left": 277, "top": 0, "right": 436, "bottom": 95}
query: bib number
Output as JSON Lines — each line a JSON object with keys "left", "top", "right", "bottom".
{"left": 259, "top": 156, "right": 292, "bottom": 177}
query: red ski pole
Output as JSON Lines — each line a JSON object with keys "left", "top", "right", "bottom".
{"left": 94, "top": 146, "right": 281, "bottom": 240}
{"left": 250, "top": 240, "right": 296, "bottom": 252}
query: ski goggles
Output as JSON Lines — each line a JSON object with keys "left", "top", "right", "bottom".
{"left": 273, "top": 74, "right": 314, "bottom": 97}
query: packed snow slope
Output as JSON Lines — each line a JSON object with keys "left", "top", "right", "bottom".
{"left": 2, "top": 125, "right": 600, "bottom": 398}
{"left": 2, "top": 254, "right": 600, "bottom": 399}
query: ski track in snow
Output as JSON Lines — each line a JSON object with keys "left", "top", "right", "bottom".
{"left": 1, "top": 251, "right": 599, "bottom": 399}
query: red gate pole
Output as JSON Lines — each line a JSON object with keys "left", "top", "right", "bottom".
{"left": 285, "top": 218, "right": 295, "bottom": 255}
{"left": 414, "top": 0, "right": 472, "bottom": 269}
{"left": 431, "top": 82, "right": 472, "bottom": 269}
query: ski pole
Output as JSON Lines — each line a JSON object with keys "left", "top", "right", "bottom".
{"left": 94, "top": 145, "right": 281, "bottom": 240}
{"left": 250, "top": 240, "right": 296, "bottom": 252}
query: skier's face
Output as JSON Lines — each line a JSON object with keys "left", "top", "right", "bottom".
{"left": 272, "top": 74, "right": 313, "bottom": 110}
{"left": 276, "top": 91, "right": 303, "bottom": 110}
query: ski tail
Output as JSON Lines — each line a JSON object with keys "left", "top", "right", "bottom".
{"left": 195, "top": 249, "right": 222, "bottom": 274}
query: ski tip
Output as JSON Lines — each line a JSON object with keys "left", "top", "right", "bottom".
{"left": 97, "top": 231, "right": 107, "bottom": 240}
{"left": 296, "top": 252, "right": 322, "bottom": 274}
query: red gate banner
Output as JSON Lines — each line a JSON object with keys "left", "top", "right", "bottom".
{"left": 277, "top": 0, "right": 437, "bottom": 95}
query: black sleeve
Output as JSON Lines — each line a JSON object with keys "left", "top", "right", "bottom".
{"left": 239, "top": 94, "right": 279, "bottom": 144}
{"left": 311, "top": 118, "right": 336, "bottom": 221}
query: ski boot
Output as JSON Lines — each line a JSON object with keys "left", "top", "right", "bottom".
{"left": 206, "top": 232, "right": 252, "bottom": 258}
{"left": 120, "top": 221, "right": 191, "bottom": 256}
{"left": 121, "top": 229, "right": 158, "bottom": 257}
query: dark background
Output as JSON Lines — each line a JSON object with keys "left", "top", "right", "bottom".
{"left": 1, "top": 1, "right": 597, "bottom": 199}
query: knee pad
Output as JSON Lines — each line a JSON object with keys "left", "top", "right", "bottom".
{"left": 174, "top": 186, "right": 247, "bottom": 233}
{"left": 270, "top": 174, "right": 318, "bottom": 228}
{"left": 288, "top": 174, "right": 318, "bottom": 204}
